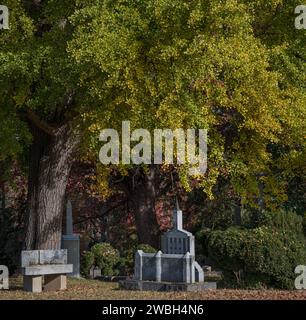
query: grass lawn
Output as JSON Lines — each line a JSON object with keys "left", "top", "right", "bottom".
{"left": 0, "top": 277, "right": 305, "bottom": 300}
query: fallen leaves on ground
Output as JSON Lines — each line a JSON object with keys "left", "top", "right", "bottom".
{"left": 0, "top": 277, "right": 305, "bottom": 300}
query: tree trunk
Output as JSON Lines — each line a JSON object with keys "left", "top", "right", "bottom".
{"left": 24, "top": 123, "right": 79, "bottom": 250}
{"left": 131, "top": 166, "right": 160, "bottom": 248}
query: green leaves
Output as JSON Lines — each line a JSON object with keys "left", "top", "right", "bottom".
{"left": 0, "top": 0, "right": 304, "bottom": 206}
{"left": 39, "top": 1, "right": 306, "bottom": 203}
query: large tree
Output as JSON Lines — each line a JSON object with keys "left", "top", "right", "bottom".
{"left": 68, "top": 0, "right": 305, "bottom": 229}
{"left": 0, "top": 0, "right": 304, "bottom": 249}
{"left": 0, "top": 0, "right": 86, "bottom": 249}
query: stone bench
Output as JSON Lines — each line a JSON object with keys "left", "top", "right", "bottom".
{"left": 21, "top": 249, "right": 73, "bottom": 293}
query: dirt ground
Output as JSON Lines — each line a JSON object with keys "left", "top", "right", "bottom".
{"left": 0, "top": 277, "right": 305, "bottom": 300}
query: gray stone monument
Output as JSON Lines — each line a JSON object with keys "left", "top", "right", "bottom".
{"left": 161, "top": 199, "right": 195, "bottom": 256}
{"left": 62, "top": 200, "right": 80, "bottom": 278}
{"left": 119, "top": 199, "right": 216, "bottom": 291}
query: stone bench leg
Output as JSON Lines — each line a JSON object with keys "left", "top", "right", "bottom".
{"left": 23, "top": 275, "right": 42, "bottom": 293}
{"left": 44, "top": 274, "right": 67, "bottom": 291}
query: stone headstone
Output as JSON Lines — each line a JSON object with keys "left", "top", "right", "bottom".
{"left": 62, "top": 200, "right": 80, "bottom": 278}
{"left": 90, "top": 267, "right": 102, "bottom": 279}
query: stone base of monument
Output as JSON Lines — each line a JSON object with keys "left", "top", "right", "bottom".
{"left": 119, "top": 279, "right": 217, "bottom": 292}
{"left": 62, "top": 234, "right": 80, "bottom": 278}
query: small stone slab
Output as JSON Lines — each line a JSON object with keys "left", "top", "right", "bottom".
{"left": 89, "top": 267, "right": 102, "bottom": 279}
{"left": 22, "top": 264, "right": 73, "bottom": 276}
{"left": 119, "top": 280, "right": 217, "bottom": 292}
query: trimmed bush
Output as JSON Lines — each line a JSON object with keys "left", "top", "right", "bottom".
{"left": 91, "top": 243, "right": 120, "bottom": 276}
{"left": 81, "top": 243, "right": 120, "bottom": 277}
{"left": 207, "top": 210, "right": 306, "bottom": 289}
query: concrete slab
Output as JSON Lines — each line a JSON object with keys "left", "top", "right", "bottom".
{"left": 22, "top": 264, "right": 73, "bottom": 276}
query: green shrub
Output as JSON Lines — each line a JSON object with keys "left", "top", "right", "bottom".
{"left": 91, "top": 243, "right": 120, "bottom": 276}
{"left": 80, "top": 251, "right": 94, "bottom": 277}
{"left": 207, "top": 210, "right": 306, "bottom": 289}
{"left": 81, "top": 243, "right": 120, "bottom": 277}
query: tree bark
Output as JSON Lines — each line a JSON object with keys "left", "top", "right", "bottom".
{"left": 24, "top": 122, "right": 80, "bottom": 250}
{"left": 130, "top": 166, "right": 160, "bottom": 248}
{"left": 110, "top": 166, "right": 160, "bottom": 247}
{"left": 110, "top": 165, "right": 172, "bottom": 248}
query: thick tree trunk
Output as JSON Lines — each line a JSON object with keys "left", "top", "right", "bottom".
{"left": 111, "top": 165, "right": 163, "bottom": 248}
{"left": 131, "top": 166, "right": 160, "bottom": 248}
{"left": 25, "top": 123, "right": 79, "bottom": 250}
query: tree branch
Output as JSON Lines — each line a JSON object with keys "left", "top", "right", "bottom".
{"left": 27, "top": 110, "right": 56, "bottom": 136}
{"left": 74, "top": 200, "right": 126, "bottom": 225}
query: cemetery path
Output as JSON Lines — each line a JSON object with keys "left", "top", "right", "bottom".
{"left": 0, "top": 277, "right": 305, "bottom": 300}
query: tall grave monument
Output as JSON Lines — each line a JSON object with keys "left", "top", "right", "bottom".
{"left": 62, "top": 200, "right": 80, "bottom": 278}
